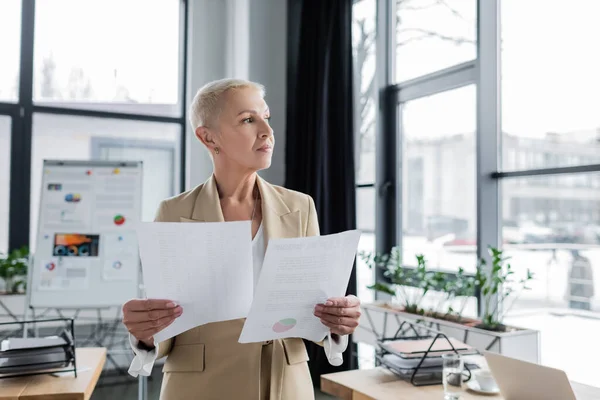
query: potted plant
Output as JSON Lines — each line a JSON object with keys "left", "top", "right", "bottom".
{"left": 361, "top": 248, "right": 443, "bottom": 314}
{"left": 474, "top": 247, "right": 534, "bottom": 331}
{"left": 428, "top": 266, "right": 476, "bottom": 323}
{"left": 355, "top": 246, "right": 540, "bottom": 363}
{"left": 359, "top": 248, "right": 477, "bottom": 322}
{"left": 0, "top": 246, "right": 29, "bottom": 294}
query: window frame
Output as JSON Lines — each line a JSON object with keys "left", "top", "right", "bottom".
{"left": 0, "top": 113, "right": 15, "bottom": 254}
{"left": 2, "top": 0, "right": 189, "bottom": 251}
{"left": 371, "top": 0, "right": 600, "bottom": 319}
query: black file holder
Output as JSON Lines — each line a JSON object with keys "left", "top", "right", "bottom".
{"left": 376, "top": 319, "right": 478, "bottom": 386}
{"left": 0, "top": 318, "right": 77, "bottom": 379}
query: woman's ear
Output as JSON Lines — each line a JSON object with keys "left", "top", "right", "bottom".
{"left": 195, "top": 126, "right": 217, "bottom": 151}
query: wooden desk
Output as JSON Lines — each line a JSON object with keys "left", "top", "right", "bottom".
{"left": 321, "top": 367, "right": 600, "bottom": 400}
{"left": 0, "top": 347, "right": 106, "bottom": 400}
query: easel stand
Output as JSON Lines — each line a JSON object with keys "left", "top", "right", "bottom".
{"left": 23, "top": 249, "right": 131, "bottom": 377}
{"left": 0, "top": 297, "right": 22, "bottom": 322}
{"left": 26, "top": 160, "right": 147, "bottom": 397}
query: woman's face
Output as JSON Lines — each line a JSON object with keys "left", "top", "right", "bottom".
{"left": 207, "top": 87, "right": 274, "bottom": 171}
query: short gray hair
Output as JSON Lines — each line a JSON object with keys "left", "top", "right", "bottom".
{"left": 188, "top": 78, "right": 265, "bottom": 130}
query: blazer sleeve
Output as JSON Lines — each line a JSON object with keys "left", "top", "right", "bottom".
{"left": 152, "top": 200, "right": 175, "bottom": 359}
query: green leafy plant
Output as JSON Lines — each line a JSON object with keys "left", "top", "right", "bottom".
{"left": 359, "top": 248, "right": 454, "bottom": 315}
{"left": 476, "top": 247, "right": 534, "bottom": 331}
{"left": 0, "top": 246, "right": 29, "bottom": 294}
{"left": 359, "top": 245, "right": 535, "bottom": 332}
{"left": 429, "top": 266, "right": 477, "bottom": 322}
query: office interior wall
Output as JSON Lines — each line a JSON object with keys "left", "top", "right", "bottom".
{"left": 186, "top": 0, "right": 287, "bottom": 190}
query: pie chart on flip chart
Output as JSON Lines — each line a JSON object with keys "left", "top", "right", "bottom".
{"left": 272, "top": 318, "right": 297, "bottom": 333}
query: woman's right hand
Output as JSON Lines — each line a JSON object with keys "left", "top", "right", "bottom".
{"left": 122, "top": 299, "right": 183, "bottom": 348}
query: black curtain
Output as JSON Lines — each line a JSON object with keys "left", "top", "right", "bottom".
{"left": 285, "top": 0, "right": 357, "bottom": 386}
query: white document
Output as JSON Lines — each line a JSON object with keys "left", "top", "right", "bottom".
{"left": 238, "top": 229, "right": 361, "bottom": 343}
{"left": 136, "top": 221, "right": 254, "bottom": 343}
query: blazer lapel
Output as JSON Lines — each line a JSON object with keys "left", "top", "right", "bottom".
{"left": 181, "top": 175, "right": 225, "bottom": 223}
{"left": 181, "top": 175, "right": 302, "bottom": 247}
{"left": 257, "top": 176, "right": 302, "bottom": 248}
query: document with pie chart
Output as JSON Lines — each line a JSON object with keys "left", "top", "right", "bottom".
{"left": 238, "top": 229, "right": 361, "bottom": 343}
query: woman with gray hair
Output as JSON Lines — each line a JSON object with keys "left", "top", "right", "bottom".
{"left": 122, "top": 78, "right": 361, "bottom": 399}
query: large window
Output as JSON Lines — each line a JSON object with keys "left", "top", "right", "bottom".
{"left": 353, "top": 0, "right": 377, "bottom": 185}
{"left": 0, "top": 0, "right": 21, "bottom": 102}
{"left": 352, "top": 0, "right": 377, "bottom": 299}
{"left": 496, "top": 1, "right": 600, "bottom": 386}
{"left": 356, "top": 187, "right": 376, "bottom": 303}
{"left": 401, "top": 85, "right": 477, "bottom": 272}
{"left": 502, "top": 174, "right": 600, "bottom": 386}
{"left": 0, "top": 117, "right": 11, "bottom": 254}
{"left": 395, "top": 0, "right": 476, "bottom": 83}
{"left": 353, "top": 0, "right": 377, "bottom": 304}
{"left": 501, "top": 0, "right": 600, "bottom": 169}
{"left": 363, "top": 0, "right": 600, "bottom": 387}
{"left": 353, "top": 0, "right": 377, "bottom": 370}
{"left": 502, "top": 175, "right": 600, "bottom": 313}
{"left": 33, "top": 0, "right": 181, "bottom": 116}
{"left": 1, "top": 1, "right": 187, "bottom": 253}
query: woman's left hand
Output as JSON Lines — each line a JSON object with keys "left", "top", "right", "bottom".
{"left": 314, "top": 295, "right": 361, "bottom": 336}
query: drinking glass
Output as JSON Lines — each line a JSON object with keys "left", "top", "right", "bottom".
{"left": 442, "top": 353, "right": 463, "bottom": 399}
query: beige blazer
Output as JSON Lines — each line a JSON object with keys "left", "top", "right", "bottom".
{"left": 153, "top": 175, "right": 320, "bottom": 400}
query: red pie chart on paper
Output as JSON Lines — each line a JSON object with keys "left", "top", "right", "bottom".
{"left": 114, "top": 215, "right": 126, "bottom": 226}
{"left": 272, "top": 318, "right": 297, "bottom": 333}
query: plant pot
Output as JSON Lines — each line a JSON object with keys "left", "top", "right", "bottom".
{"left": 354, "top": 301, "right": 540, "bottom": 363}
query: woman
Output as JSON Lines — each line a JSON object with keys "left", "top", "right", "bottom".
{"left": 122, "top": 78, "right": 361, "bottom": 400}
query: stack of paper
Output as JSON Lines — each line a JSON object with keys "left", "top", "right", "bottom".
{"left": 0, "top": 334, "right": 72, "bottom": 375}
{"left": 136, "top": 221, "right": 361, "bottom": 343}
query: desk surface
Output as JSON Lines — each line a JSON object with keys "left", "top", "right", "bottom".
{"left": 321, "top": 367, "right": 600, "bottom": 400}
{"left": 0, "top": 347, "right": 106, "bottom": 400}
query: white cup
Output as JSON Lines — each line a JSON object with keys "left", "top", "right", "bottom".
{"left": 473, "top": 370, "right": 497, "bottom": 391}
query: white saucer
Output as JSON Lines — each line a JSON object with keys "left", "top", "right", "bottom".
{"left": 466, "top": 380, "right": 500, "bottom": 395}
